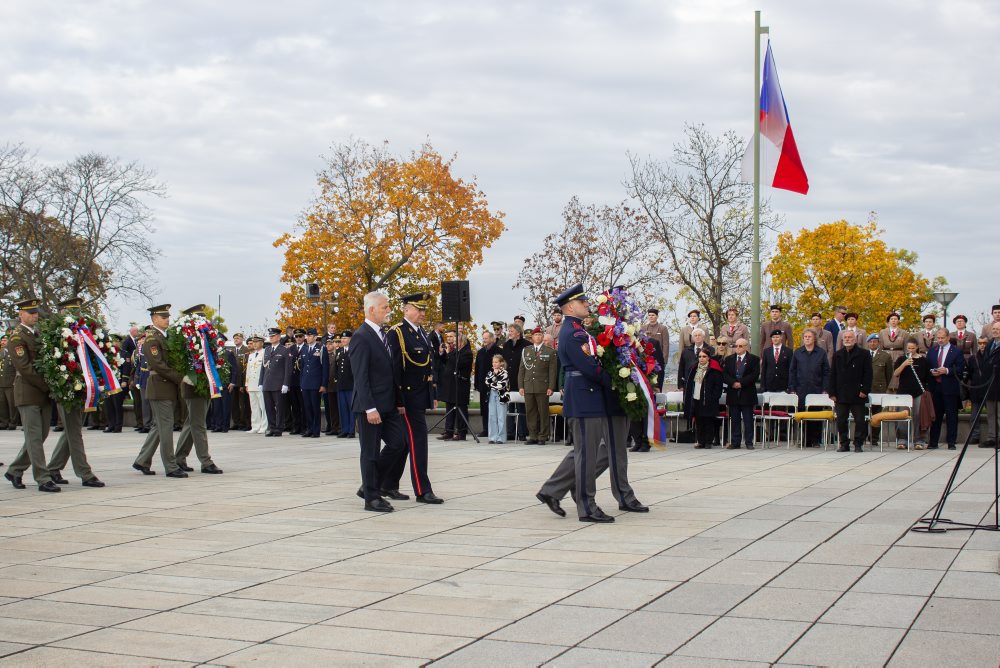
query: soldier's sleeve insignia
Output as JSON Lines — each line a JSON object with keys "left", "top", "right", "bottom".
{"left": 14, "top": 346, "right": 25, "bottom": 357}
{"left": 150, "top": 345, "right": 160, "bottom": 357}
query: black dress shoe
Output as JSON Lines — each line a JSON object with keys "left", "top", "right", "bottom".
{"left": 290, "top": 430, "right": 301, "bottom": 435}
{"left": 103, "top": 427, "right": 113, "bottom": 433}
{"left": 947, "top": 445, "right": 957, "bottom": 450}
{"left": 525, "top": 439, "right": 538, "bottom": 444}
{"left": 836, "top": 446, "right": 850, "bottom": 452}
{"left": 451, "top": 435, "right": 467, "bottom": 441}
{"left": 725, "top": 444, "right": 742, "bottom": 450}
{"left": 381, "top": 489, "right": 409, "bottom": 501}
{"left": 535, "top": 492, "right": 566, "bottom": 517}
{"left": 436, "top": 433, "right": 454, "bottom": 440}
{"left": 165, "top": 470, "right": 188, "bottom": 478}
{"left": 51, "top": 473, "right": 69, "bottom": 485}
{"left": 82, "top": 478, "right": 105, "bottom": 488}
{"left": 177, "top": 463, "right": 194, "bottom": 472}
{"left": 629, "top": 444, "right": 641, "bottom": 452}
{"left": 580, "top": 509, "right": 614, "bottom": 523}
{"left": 538, "top": 440, "right": 547, "bottom": 445}
{"left": 201, "top": 464, "right": 224, "bottom": 474}
{"left": 854, "top": 446, "right": 864, "bottom": 453}
{"left": 636, "top": 445, "right": 650, "bottom": 452}
{"left": 132, "top": 463, "right": 155, "bottom": 475}
{"left": 619, "top": 501, "right": 650, "bottom": 512}
{"left": 337, "top": 433, "right": 350, "bottom": 438}
{"left": 746, "top": 445, "right": 755, "bottom": 450}
{"left": 53, "top": 426, "right": 64, "bottom": 432}
{"left": 38, "top": 481, "right": 61, "bottom": 493}
{"left": 324, "top": 431, "right": 336, "bottom": 436}
{"left": 4, "top": 472, "right": 25, "bottom": 489}
{"left": 365, "top": 498, "right": 394, "bottom": 512}
{"left": 416, "top": 492, "right": 444, "bottom": 504}
{"left": 87, "top": 425, "right": 102, "bottom": 430}
{"left": 137, "top": 427, "right": 150, "bottom": 434}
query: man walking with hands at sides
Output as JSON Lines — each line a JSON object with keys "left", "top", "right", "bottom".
{"left": 380, "top": 292, "right": 443, "bottom": 504}
{"left": 536, "top": 284, "right": 647, "bottom": 523}
{"left": 5, "top": 298, "right": 61, "bottom": 492}
{"left": 351, "top": 291, "right": 408, "bottom": 512}
{"left": 133, "top": 305, "right": 187, "bottom": 477}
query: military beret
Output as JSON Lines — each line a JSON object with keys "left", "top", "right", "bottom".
{"left": 952, "top": 315, "right": 967, "bottom": 324}
{"left": 648, "top": 308, "right": 659, "bottom": 315}
{"left": 845, "top": 312, "right": 859, "bottom": 320}
{"left": 867, "top": 333, "right": 880, "bottom": 342}
{"left": 531, "top": 327, "right": 542, "bottom": 335}
{"left": 922, "top": 314, "right": 937, "bottom": 322}
{"left": 770, "top": 329, "right": 784, "bottom": 337}
{"left": 687, "top": 309, "right": 701, "bottom": 317}
{"left": 769, "top": 305, "right": 782, "bottom": 312}
{"left": 886, "top": 312, "right": 901, "bottom": 323}
{"left": 811, "top": 312, "right": 822, "bottom": 319}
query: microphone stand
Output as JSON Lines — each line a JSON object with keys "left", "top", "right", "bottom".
{"left": 913, "top": 345, "right": 999, "bottom": 533}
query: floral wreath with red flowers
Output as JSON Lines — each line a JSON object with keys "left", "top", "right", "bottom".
{"left": 36, "top": 311, "right": 123, "bottom": 409}
{"left": 164, "top": 314, "right": 231, "bottom": 398}
{"left": 586, "top": 286, "right": 661, "bottom": 420}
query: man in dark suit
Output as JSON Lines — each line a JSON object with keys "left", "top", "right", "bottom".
{"left": 349, "top": 291, "right": 408, "bottom": 512}
{"left": 474, "top": 331, "right": 501, "bottom": 438}
{"left": 502, "top": 324, "right": 529, "bottom": 440}
{"left": 120, "top": 325, "right": 142, "bottom": 431}
{"left": 320, "top": 338, "right": 339, "bottom": 435}
{"left": 825, "top": 306, "right": 847, "bottom": 344}
{"left": 677, "top": 329, "right": 714, "bottom": 390}
{"left": 299, "top": 328, "right": 324, "bottom": 438}
{"left": 927, "top": 327, "right": 965, "bottom": 450}
{"left": 829, "top": 329, "right": 872, "bottom": 452}
{"left": 261, "top": 328, "right": 292, "bottom": 437}
{"left": 335, "top": 331, "right": 355, "bottom": 438}
{"left": 760, "top": 329, "right": 792, "bottom": 392}
{"left": 722, "top": 339, "right": 760, "bottom": 449}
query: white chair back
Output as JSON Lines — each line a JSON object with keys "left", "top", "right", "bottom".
{"left": 881, "top": 394, "right": 913, "bottom": 409}
{"left": 868, "top": 393, "right": 889, "bottom": 407}
{"left": 548, "top": 391, "right": 562, "bottom": 404}
{"left": 767, "top": 392, "right": 798, "bottom": 410}
{"left": 508, "top": 391, "right": 525, "bottom": 404}
{"left": 804, "top": 394, "right": 834, "bottom": 409}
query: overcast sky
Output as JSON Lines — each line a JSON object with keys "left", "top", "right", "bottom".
{"left": 3, "top": 0, "right": 998, "bottom": 333}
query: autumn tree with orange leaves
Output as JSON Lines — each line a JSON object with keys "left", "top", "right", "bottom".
{"left": 275, "top": 140, "right": 505, "bottom": 329}
{"left": 767, "top": 216, "right": 944, "bottom": 340}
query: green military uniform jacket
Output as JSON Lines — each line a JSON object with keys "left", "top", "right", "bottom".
{"left": 518, "top": 344, "right": 558, "bottom": 394}
{"left": 6, "top": 324, "right": 49, "bottom": 406}
{"left": 0, "top": 345, "right": 15, "bottom": 389}
{"left": 870, "top": 349, "right": 894, "bottom": 395}
{"left": 143, "top": 328, "right": 183, "bottom": 401}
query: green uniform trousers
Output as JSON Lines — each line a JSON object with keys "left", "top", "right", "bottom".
{"left": 8, "top": 403, "right": 53, "bottom": 484}
{"left": 47, "top": 404, "right": 96, "bottom": 481}
{"left": 134, "top": 399, "right": 179, "bottom": 473}
{"left": 175, "top": 397, "right": 214, "bottom": 468}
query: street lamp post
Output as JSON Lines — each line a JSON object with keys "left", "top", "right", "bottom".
{"left": 306, "top": 284, "right": 339, "bottom": 336}
{"left": 933, "top": 291, "right": 959, "bottom": 327}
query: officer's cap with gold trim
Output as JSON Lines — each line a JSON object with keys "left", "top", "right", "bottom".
{"left": 15, "top": 298, "right": 41, "bottom": 314}
{"left": 553, "top": 283, "right": 588, "bottom": 307}
{"left": 57, "top": 297, "right": 84, "bottom": 310}
{"left": 148, "top": 304, "right": 171, "bottom": 316}
{"left": 401, "top": 292, "right": 430, "bottom": 310}
{"left": 182, "top": 304, "right": 208, "bottom": 316}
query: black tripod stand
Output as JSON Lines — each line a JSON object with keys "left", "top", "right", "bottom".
{"left": 912, "top": 347, "right": 999, "bottom": 533}
{"left": 429, "top": 321, "right": 480, "bottom": 443}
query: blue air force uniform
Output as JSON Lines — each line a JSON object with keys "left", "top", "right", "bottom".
{"left": 299, "top": 329, "right": 325, "bottom": 437}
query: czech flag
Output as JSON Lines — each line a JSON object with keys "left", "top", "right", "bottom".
{"left": 741, "top": 42, "right": 809, "bottom": 195}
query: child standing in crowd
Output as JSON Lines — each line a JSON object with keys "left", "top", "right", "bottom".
{"left": 486, "top": 354, "right": 509, "bottom": 444}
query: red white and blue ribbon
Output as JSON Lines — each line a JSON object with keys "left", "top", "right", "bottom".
{"left": 633, "top": 363, "right": 666, "bottom": 450}
{"left": 76, "top": 325, "right": 120, "bottom": 412}
{"left": 196, "top": 321, "right": 224, "bottom": 399}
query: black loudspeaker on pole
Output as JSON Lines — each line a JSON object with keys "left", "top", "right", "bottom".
{"left": 441, "top": 280, "right": 471, "bottom": 322}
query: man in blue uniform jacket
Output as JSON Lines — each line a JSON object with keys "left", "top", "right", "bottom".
{"left": 299, "top": 327, "right": 325, "bottom": 438}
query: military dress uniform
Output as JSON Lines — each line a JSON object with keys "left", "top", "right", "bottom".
{"left": 518, "top": 339, "right": 558, "bottom": 443}
{"left": 380, "top": 293, "right": 441, "bottom": 502}
{"left": 133, "top": 305, "right": 186, "bottom": 476}
{"left": 335, "top": 334, "right": 355, "bottom": 437}
{"left": 172, "top": 306, "right": 224, "bottom": 474}
{"left": 0, "top": 342, "right": 17, "bottom": 429}
{"left": 536, "top": 285, "right": 646, "bottom": 522}
{"left": 320, "top": 342, "right": 339, "bottom": 434}
{"left": 286, "top": 329, "right": 305, "bottom": 434}
{"left": 262, "top": 329, "right": 293, "bottom": 436}
{"left": 299, "top": 330, "right": 325, "bottom": 437}
{"left": 5, "top": 299, "right": 60, "bottom": 492}
{"left": 231, "top": 338, "right": 251, "bottom": 430}
{"left": 46, "top": 299, "right": 105, "bottom": 487}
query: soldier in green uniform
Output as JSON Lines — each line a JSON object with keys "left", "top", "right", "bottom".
{"left": 518, "top": 327, "right": 559, "bottom": 444}
{"left": 4, "top": 298, "right": 61, "bottom": 492}
{"left": 173, "top": 304, "right": 223, "bottom": 474}
{"left": 132, "top": 304, "right": 187, "bottom": 477}
{"left": 46, "top": 298, "right": 106, "bottom": 488}
{"left": 0, "top": 333, "right": 17, "bottom": 430}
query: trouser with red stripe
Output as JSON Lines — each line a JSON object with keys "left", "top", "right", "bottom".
{"left": 379, "top": 401, "right": 432, "bottom": 497}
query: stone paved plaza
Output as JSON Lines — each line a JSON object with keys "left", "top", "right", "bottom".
{"left": 0, "top": 428, "right": 998, "bottom": 667}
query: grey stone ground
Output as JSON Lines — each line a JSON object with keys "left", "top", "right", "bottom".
{"left": 0, "top": 428, "right": 998, "bottom": 666}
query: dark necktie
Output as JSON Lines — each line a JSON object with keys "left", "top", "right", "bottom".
{"left": 379, "top": 326, "right": 391, "bottom": 356}
{"left": 737, "top": 356, "right": 744, "bottom": 377}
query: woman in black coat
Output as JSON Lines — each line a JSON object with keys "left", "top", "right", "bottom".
{"left": 438, "top": 333, "right": 473, "bottom": 440}
{"left": 683, "top": 348, "right": 724, "bottom": 449}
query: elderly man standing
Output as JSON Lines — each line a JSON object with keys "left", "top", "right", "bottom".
{"left": 829, "top": 329, "right": 872, "bottom": 452}
{"left": 789, "top": 329, "right": 830, "bottom": 448}
{"left": 722, "top": 338, "right": 760, "bottom": 449}
{"left": 519, "top": 327, "right": 558, "bottom": 445}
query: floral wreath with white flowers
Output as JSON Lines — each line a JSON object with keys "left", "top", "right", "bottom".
{"left": 35, "top": 311, "right": 123, "bottom": 410}
{"left": 163, "top": 313, "right": 230, "bottom": 399}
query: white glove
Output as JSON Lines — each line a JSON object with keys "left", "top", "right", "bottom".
{"left": 182, "top": 376, "right": 194, "bottom": 386}
{"left": 258, "top": 385, "right": 263, "bottom": 391}
{"left": 281, "top": 385, "right": 289, "bottom": 394}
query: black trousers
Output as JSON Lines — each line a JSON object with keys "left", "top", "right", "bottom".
{"left": 835, "top": 402, "right": 867, "bottom": 447}
{"left": 381, "top": 401, "right": 433, "bottom": 496}
{"left": 694, "top": 409, "right": 715, "bottom": 446}
{"left": 356, "top": 410, "right": 408, "bottom": 502}
{"left": 323, "top": 392, "right": 339, "bottom": 433}
{"left": 106, "top": 391, "right": 124, "bottom": 430}
{"left": 444, "top": 402, "right": 470, "bottom": 437}
{"left": 729, "top": 403, "right": 755, "bottom": 446}
{"left": 929, "top": 388, "right": 959, "bottom": 447}
{"left": 479, "top": 389, "right": 490, "bottom": 434}
{"left": 263, "top": 390, "right": 285, "bottom": 434}
{"left": 285, "top": 385, "right": 303, "bottom": 432}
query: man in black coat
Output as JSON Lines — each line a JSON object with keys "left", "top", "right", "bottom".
{"left": 760, "top": 329, "right": 793, "bottom": 392}
{"left": 349, "top": 292, "right": 407, "bottom": 512}
{"left": 829, "top": 329, "right": 872, "bottom": 452}
{"left": 722, "top": 338, "right": 760, "bottom": 449}
{"left": 334, "top": 331, "right": 355, "bottom": 437}
{"left": 474, "top": 331, "right": 501, "bottom": 438}
{"left": 438, "top": 332, "right": 474, "bottom": 440}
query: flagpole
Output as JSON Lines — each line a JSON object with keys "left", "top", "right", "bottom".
{"left": 751, "top": 10, "right": 768, "bottom": 355}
